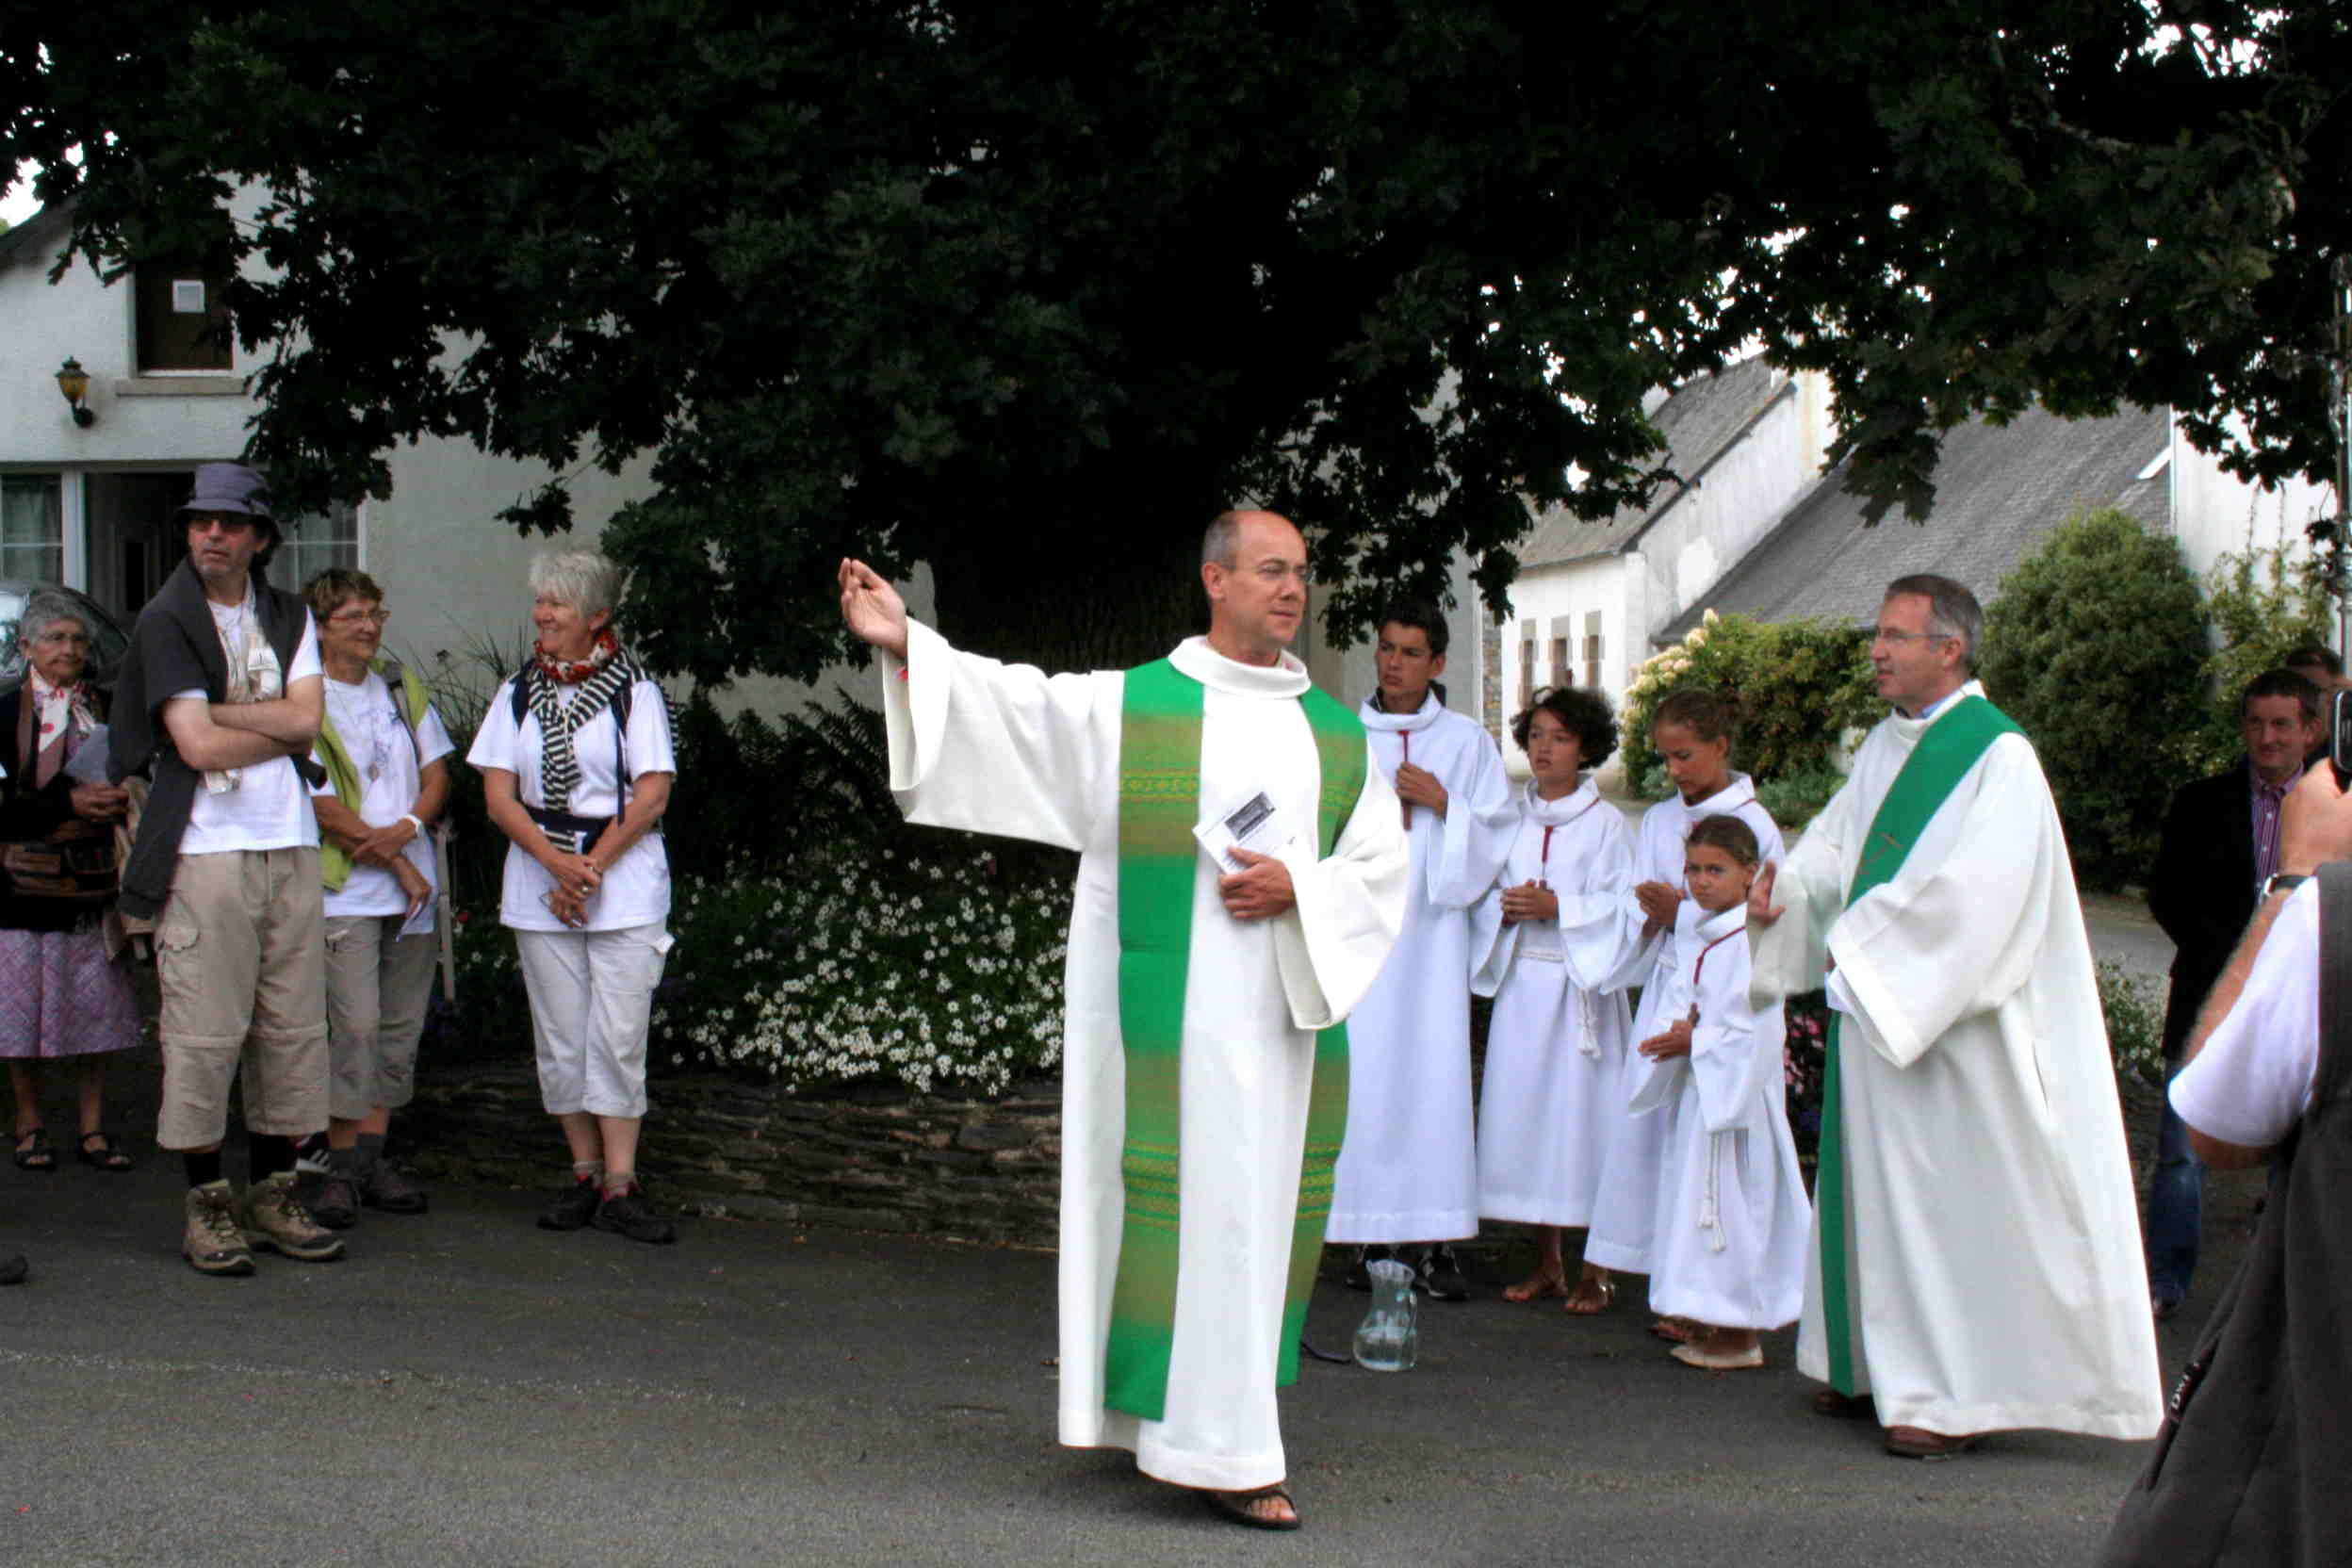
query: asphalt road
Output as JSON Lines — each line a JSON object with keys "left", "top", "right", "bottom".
{"left": 1, "top": 1133, "right": 2234, "bottom": 1568}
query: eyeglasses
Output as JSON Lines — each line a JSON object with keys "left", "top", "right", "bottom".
{"left": 30, "top": 629, "right": 91, "bottom": 647}
{"left": 327, "top": 607, "right": 391, "bottom": 628}
{"left": 1870, "top": 628, "right": 1951, "bottom": 646}
{"left": 1244, "top": 561, "right": 1314, "bottom": 586}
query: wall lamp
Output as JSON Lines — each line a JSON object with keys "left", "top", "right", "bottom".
{"left": 56, "top": 357, "right": 94, "bottom": 427}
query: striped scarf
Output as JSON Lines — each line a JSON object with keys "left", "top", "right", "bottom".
{"left": 525, "top": 649, "right": 644, "bottom": 813}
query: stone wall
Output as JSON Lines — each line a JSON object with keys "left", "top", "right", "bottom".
{"left": 401, "top": 1068, "right": 1062, "bottom": 1245}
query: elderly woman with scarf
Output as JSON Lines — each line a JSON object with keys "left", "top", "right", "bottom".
{"left": 467, "top": 549, "right": 677, "bottom": 1245}
{"left": 3, "top": 590, "right": 139, "bottom": 1179}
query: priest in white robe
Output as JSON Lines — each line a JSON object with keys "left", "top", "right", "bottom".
{"left": 1328, "top": 603, "right": 1514, "bottom": 1295}
{"left": 1748, "top": 574, "right": 2161, "bottom": 1459}
{"left": 838, "top": 511, "right": 1407, "bottom": 1531}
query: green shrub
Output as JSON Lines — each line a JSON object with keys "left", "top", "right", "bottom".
{"left": 2189, "top": 547, "right": 2333, "bottom": 776}
{"left": 1979, "top": 508, "right": 2209, "bottom": 891}
{"left": 1620, "top": 611, "right": 1879, "bottom": 786}
{"left": 1753, "top": 764, "right": 1850, "bottom": 835}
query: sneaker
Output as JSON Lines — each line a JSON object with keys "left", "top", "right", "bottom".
{"left": 308, "top": 1171, "right": 361, "bottom": 1231}
{"left": 1341, "top": 1244, "right": 1393, "bottom": 1292}
{"left": 539, "top": 1176, "right": 602, "bottom": 1232}
{"left": 1416, "top": 1243, "right": 1471, "bottom": 1302}
{"left": 182, "top": 1180, "right": 256, "bottom": 1276}
{"left": 240, "top": 1171, "right": 347, "bottom": 1263}
{"left": 359, "top": 1159, "right": 429, "bottom": 1215}
{"left": 592, "top": 1184, "right": 677, "bottom": 1246}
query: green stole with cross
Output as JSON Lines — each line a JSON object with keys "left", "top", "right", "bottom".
{"left": 1816, "top": 694, "right": 2021, "bottom": 1396}
{"left": 1104, "top": 656, "right": 1367, "bottom": 1423}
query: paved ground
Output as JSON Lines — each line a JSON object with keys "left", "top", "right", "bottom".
{"left": 0, "top": 888, "right": 2208, "bottom": 1565}
{"left": 3, "top": 1102, "right": 2243, "bottom": 1568}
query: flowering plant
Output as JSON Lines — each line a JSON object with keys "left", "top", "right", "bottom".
{"left": 1781, "top": 989, "right": 1829, "bottom": 1162}
{"left": 660, "top": 843, "right": 1072, "bottom": 1095}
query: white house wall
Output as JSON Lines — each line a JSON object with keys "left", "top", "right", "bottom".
{"left": 2166, "top": 412, "right": 2334, "bottom": 585}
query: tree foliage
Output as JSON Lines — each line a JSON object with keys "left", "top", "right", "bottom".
{"left": 8, "top": 4, "right": 2349, "bottom": 681}
{"left": 2192, "top": 545, "right": 2334, "bottom": 774}
{"left": 1619, "top": 611, "right": 1880, "bottom": 792}
{"left": 1979, "top": 508, "right": 2210, "bottom": 890}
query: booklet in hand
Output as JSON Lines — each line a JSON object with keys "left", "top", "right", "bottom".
{"left": 1194, "top": 789, "right": 1300, "bottom": 873}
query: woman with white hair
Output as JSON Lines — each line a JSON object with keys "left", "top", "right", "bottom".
{"left": 2, "top": 589, "right": 139, "bottom": 1182}
{"left": 467, "top": 549, "right": 678, "bottom": 1244}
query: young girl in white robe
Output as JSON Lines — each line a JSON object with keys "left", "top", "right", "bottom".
{"left": 1628, "top": 814, "right": 1808, "bottom": 1368}
{"left": 1586, "top": 689, "right": 1785, "bottom": 1338}
{"left": 1474, "top": 687, "right": 1636, "bottom": 1315}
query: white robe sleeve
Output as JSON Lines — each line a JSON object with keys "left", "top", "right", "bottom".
{"left": 1559, "top": 815, "right": 1637, "bottom": 993}
{"left": 1422, "top": 732, "right": 1517, "bottom": 910}
{"left": 1828, "top": 738, "right": 2052, "bottom": 1070}
{"left": 1273, "top": 741, "right": 1410, "bottom": 1030}
{"left": 1468, "top": 884, "right": 1515, "bottom": 1000}
{"left": 1747, "top": 780, "right": 1857, "bottom": 1008}
{"left": 880, "top": 617, "right": 1116, "bottom": 850}
{"left": 1688, "top": 945, "right": 1777, "bottom": 1133}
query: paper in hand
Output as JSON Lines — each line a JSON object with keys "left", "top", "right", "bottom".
{"left": 64, "top": 724, "right": 112, "bottom": 784}
{"left": 1193, "top": 789, "right": 1300, "bottom": 873}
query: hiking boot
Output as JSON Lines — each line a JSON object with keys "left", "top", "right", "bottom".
{"left": 1416, "top": 1243, "right": 1472, "bottom": 1302}
{"left": 539, "top": 1176, "right": 602, "bottom": 1232}
{"left": 240, "top": 1171, "right": 347, "bottom": 1262}
{"left": 592, "top": 1184, "right": 677, "bottom": 1246}
{"left": 308, "top": 1171, "right": 361, "bottom": 1230}
{"left": 359, "top": 1158, "right": 429, "bottom": 1215}
{"left": 183, "top": 1180, "right": 255, "bottom": 1276}
{"left": 1341, "top": 1244, "right": 1394, "bottom": 1292}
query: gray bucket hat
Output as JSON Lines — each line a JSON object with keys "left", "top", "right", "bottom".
{"left": 179, "top": 463, "right": 278, "bottom": 539}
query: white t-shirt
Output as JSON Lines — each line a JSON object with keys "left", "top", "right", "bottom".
{"left": 2171, "top": 878, "right": 2324, "bottom": 1148}
{"left": 307, "top": 671, "right": 454, "bottom": 923}
{"left": 170, "top": 597, "right": 324, "bottom": 855}
{"left": 466, "top": 674, "right": 674, "bottom": 932}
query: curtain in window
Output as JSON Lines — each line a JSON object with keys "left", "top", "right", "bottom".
{"left": 0, "top": 475, "right": 65, "bottom": 583}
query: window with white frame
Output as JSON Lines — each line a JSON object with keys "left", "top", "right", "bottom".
{"left": 0, "top": 474, "right": 64, "bottom": 583}
{"left": 269, "top": 501, "right": 360, "bottom": 596}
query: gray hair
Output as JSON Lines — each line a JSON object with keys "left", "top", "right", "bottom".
{"left": 17, "top": 589, "right": 90, "bottom": 650}
{"left": 1884, "top": 573, "right": 1982, "bottom": 671}
{"left": 1201, "top": 511, "right": 1244, "bottom": 569}
{"left": 528, "top": 548, "right": 627, "bottom": 621}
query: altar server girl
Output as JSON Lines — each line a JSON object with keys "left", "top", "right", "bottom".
{"left": 1475, "top": 687, "right": 1638, "bottom": 1315}
{"left": 1629, "top": 813, "right": 1808, "bottom": 1369}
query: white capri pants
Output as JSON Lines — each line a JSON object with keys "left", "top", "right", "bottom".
{"left": 513, "top": 923, "right": 670, "bottom": 1119}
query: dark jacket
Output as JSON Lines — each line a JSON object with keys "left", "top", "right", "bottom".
{"left": 0, "top": 681, "right": 114, "bottom": 933}
{"left": 2148, "top": 760, "right": 2260, "bottom": 1059}
{"left": 2100, "top": 863, "right": 2352, "bottom": 1566}
{"left": 108, "top": 558, "right": 317, "bottom": 920}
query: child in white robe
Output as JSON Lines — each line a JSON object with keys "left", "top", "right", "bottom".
{"left": 1628, "top": 813, "right": 1808, "bottom": 1368}
{"left": 1474, "top": 686, "right": 1636, "bottom": 1315}
{"left": 1587, "top": 689, "right": 1785, "bottom": 1340}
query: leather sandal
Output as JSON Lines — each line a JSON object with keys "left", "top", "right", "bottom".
{"left": 1208, "top": 1484, "right": 1300, "bottom": 1531}
{"left": 1561, "top": 1272, "right": 1615, "bottom": 1315}
{"left": 1502, "top": 1267, "right": 1569, "bottom": 1303}
{"left": 11, "top": 1128, "right": 54, "bottom": 1171}
{"left": 77, "top": 1131, "right": 135, "bottom": 1172}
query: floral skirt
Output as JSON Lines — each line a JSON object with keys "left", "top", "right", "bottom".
{"left": 0, "top": 925, "right": 140, "bottom": 1060}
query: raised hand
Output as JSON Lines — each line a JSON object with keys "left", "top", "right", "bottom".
{"left": 838, "top": 558, "right": 910, "bottom": 661}
{"left": 1748, "top": 860, "right": 1784, "bottom": 928}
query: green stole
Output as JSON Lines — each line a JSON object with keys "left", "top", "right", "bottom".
{"left": 1817, "top": 694, "right": 2021, "bottom": 1396}
{"left": 1105, "top": 656, "right": 1367, "bottom": 1422}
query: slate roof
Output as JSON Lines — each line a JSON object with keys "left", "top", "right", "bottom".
{"left": 0, "top": 202, "right": 72, "bottom": 268}
{"left": 1519, "top": 356, "right": 1792, "bottom": 567}
{"left": 1655, "top": 401, "right": 2172, "bottom": 644}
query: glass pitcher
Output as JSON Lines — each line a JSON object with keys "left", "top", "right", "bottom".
{"left": 1353, "top": 1256, "right": 1419, "bottom": 1371}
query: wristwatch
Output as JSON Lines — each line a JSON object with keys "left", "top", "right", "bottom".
{"left": 2262, "top": 873, "right": 2309, "bottom": 900}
